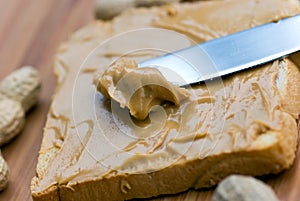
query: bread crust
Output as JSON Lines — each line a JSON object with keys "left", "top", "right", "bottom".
{"left": 32, "top": 102, "right": 299, "bottom": 201}
{"left": 31, "top": 0, "right": 300, "bottom": 200}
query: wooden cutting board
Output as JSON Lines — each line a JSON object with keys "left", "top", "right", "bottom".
{"left": 0, "top": 1, "right": 299, "bottom": 201}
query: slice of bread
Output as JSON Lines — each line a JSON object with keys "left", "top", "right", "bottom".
{"left": 31, "top": 0, "right": 300, "bottom": 200}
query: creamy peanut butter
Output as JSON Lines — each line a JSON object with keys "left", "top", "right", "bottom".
{"left": 31, "top": 0, "right": 300, "bottom": 200}
{"left": 96, "top": 58, "right": 190, "bottom": 120}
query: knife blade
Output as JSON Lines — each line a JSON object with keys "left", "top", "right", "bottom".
{"left": 138, "top": 14, "right": 300, "bottom": 86}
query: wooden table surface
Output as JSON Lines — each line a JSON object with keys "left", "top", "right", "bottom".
{"left": 0, "top": 1, "right": 300, "bottom": 201}
{"left": 0, "top": 1, "right": 93, "bottom": 200}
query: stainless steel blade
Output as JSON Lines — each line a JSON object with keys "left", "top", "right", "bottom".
{"left": 138, "top": 14, "right": 300, "bottom": 86}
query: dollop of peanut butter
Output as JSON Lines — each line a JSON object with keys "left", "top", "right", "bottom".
{"left": 95, "top": 58, "right": 190, "bottom": 120}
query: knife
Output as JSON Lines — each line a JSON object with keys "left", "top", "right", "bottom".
{"left": 138, "top": 14, "right": 300, "bottom": 86}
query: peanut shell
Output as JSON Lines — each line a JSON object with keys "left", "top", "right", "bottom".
{"left": 0, "top": 152, "right": 9, "bottom": 191}
{"left": 212, "top": 175, "right": 279, "bottom": 201}
{"left": 95, "top": 0, "right": 180, "bottom": 20}
{"left": 0, "top": 99, "right": 25, "bottom": 146}
{"left": 0, "top": 66, "right": 41, "bottom": 112}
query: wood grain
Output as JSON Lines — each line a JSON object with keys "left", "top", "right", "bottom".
{"left": 0, "top": 1, "right": 299, "bottom": 201}
{"left": 0, "top": 1, "right": 94, "bottom": 200}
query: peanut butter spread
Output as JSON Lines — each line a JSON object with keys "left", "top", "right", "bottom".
{"left": 96, "top": 58, "right": 190, "bottom": 120}
{"left": 31, "top": 0, "right": 300, "bottom": 200}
